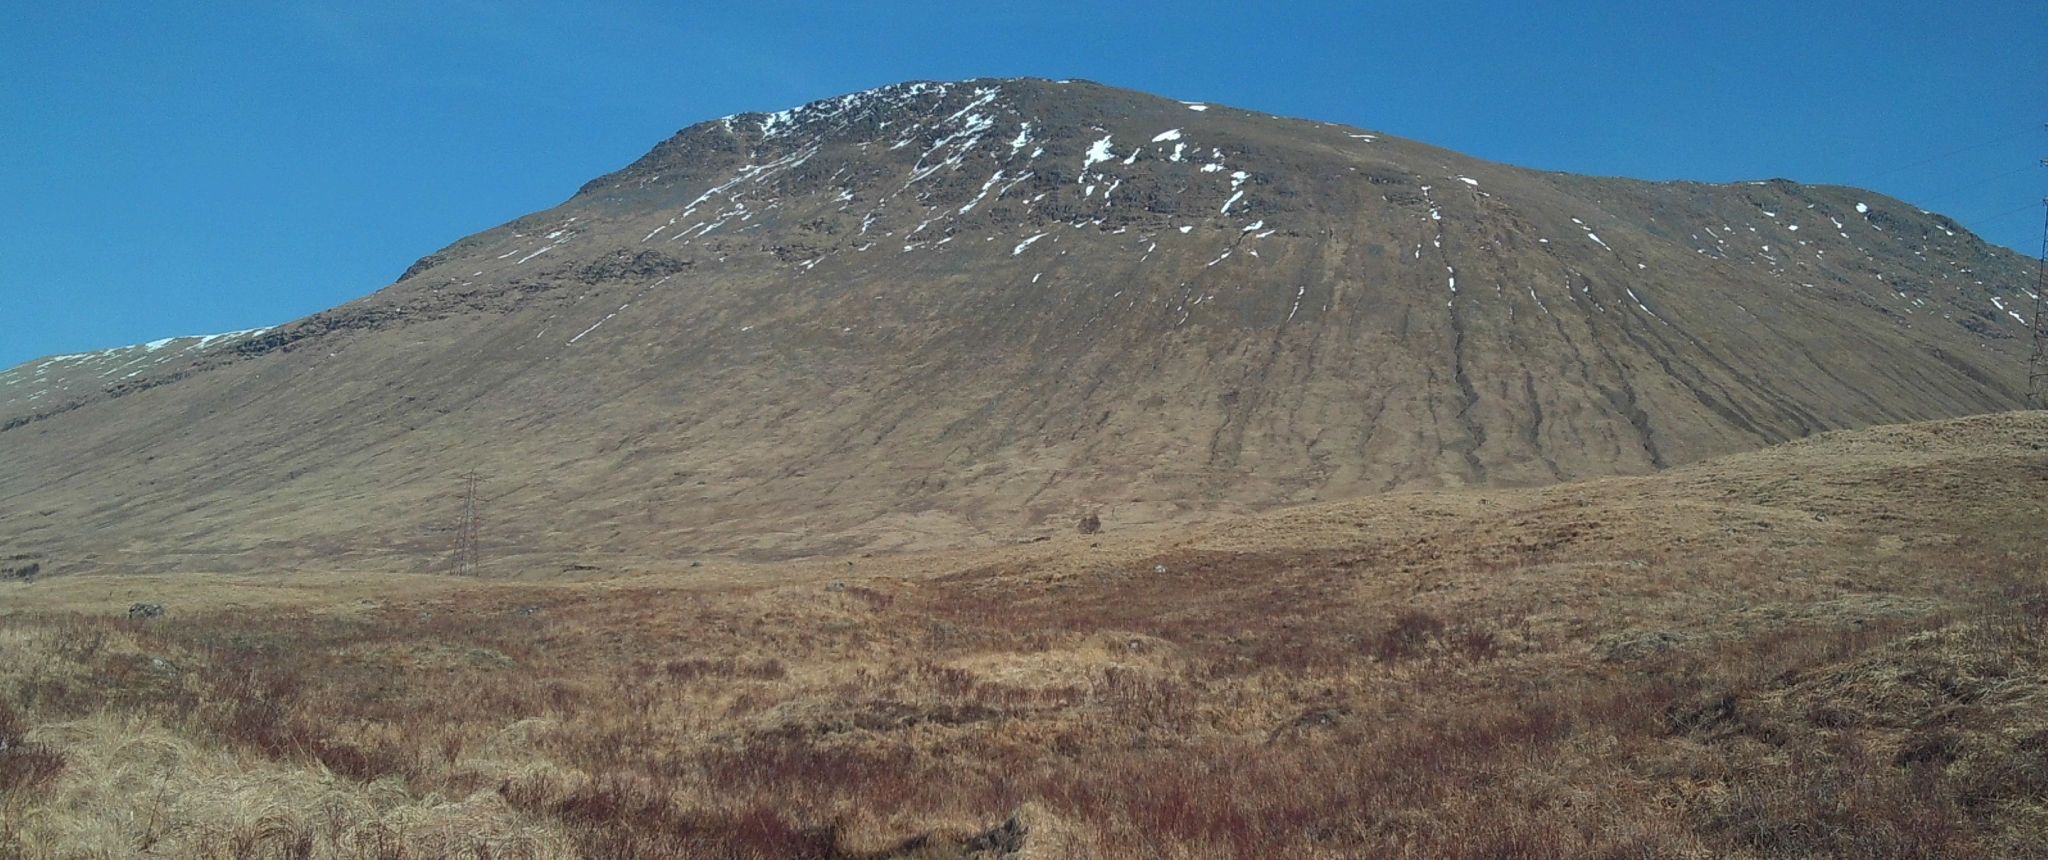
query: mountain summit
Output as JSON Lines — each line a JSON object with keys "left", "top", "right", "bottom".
{"left": 1, "top": 78, "right": 2035, "bottom": 572}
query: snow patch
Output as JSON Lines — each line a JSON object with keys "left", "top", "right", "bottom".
{"left": 568, "top": 303, "right": 632, "bottom": 344}
{"left": 1625, "top": 288, "right": 1666, "bottom": 324}
{"left": 960, "top": 170, "right": 1006, "bottom": 213}
{"left": 1080, "top": 135, "right": 1115, "bottom": 175}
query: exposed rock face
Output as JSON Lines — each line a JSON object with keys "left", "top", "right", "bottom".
{"left": 0, "top": 78, "right": 2035, "bottom": 573}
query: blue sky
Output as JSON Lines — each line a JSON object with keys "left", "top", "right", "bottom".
{"left": 3, "top": 1, "right": 2042, "bottom": 368}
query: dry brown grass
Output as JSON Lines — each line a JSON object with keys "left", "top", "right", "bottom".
{"left": 2, "top": 412, "right": 2046, "bottom": 858}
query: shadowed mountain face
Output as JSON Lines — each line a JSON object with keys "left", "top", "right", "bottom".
{"left": 0, "top": 78, "right": 2035, "bottom": 573}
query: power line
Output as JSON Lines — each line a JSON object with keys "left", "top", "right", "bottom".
{"left": 1968, "top": 199, "right": 2048, "bottom": 226}
{"left": 1832, "top": 124, "right": 2046, "bottom": 248}
{"left": 1907, "top": 163, "right": 2043, "bottom": 209}
{"left": 1860, "top": 125, "right": 2043, "bottom": 183}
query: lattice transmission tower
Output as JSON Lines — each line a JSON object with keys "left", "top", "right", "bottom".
{"left": 2028, "top": 166, "right": 2048, "bottom": 407}
{"left": 453, "top": 470, "right": 483, "bottom": 574}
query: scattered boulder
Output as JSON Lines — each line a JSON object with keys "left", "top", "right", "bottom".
{"left": 1077, "top": 512, "right": 1101, "bottom": 534}
{"left": 876, "top": 808, "right": 1035, "bottom": 859}
{"left": 962, "top": 812, "right": 1028, "bottom": 856}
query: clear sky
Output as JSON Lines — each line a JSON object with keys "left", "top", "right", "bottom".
{"left": 3, "top": 1, "right": 2042, "bottom": 368}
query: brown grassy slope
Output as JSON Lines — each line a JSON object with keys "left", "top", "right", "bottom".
{"left": 2, "top": 411, "right": 2046, "bottom": 858}
{"left": 2, "top": 80, "right": 2036, "bottom": 574}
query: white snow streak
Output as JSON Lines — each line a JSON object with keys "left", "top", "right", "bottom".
{"left": 1081, "top": 135, "right": 1115, "bottom": 175}
{"left": 568, "top": 303, "right": 631, "bottom": 344}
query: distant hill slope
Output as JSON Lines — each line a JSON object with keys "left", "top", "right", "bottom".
{"left": 0, "top": 329, "right": 272, "bottom": 432}
{"left": 0, "top": 78, "right": 2036, "bottom": 574}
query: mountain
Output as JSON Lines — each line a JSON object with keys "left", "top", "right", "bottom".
{"left": 0, "top": 78, "right": 2036, "bottom": 574}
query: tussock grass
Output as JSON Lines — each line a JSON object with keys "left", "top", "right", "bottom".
{"left": 16, "top": 713, "right": 573, "bottom": 859}
{"left": 3, "top": 413, "right": 2046, "bottom": 857}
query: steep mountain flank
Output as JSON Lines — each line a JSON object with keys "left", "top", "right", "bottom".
{"left": 0, "top": 78, "right": 2034, "bottom": 573}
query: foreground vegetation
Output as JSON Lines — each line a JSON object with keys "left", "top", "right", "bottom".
{"left": 3, "top": 414, "right": 2046, "bottom": 858}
